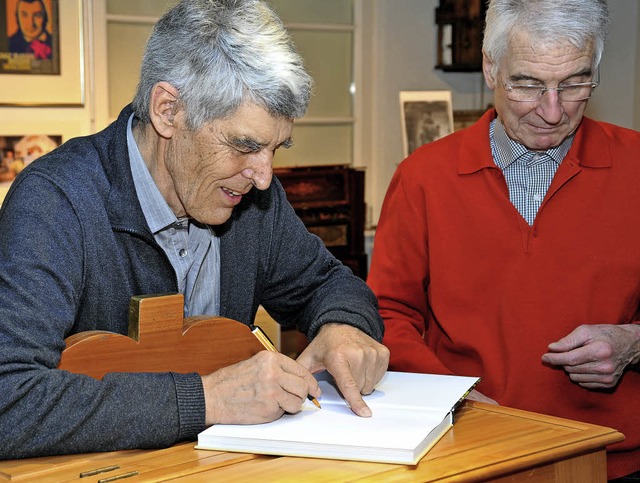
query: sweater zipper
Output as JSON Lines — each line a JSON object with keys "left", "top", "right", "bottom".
{"left": 113, "top": 226, "right": 179, "bottom": 290}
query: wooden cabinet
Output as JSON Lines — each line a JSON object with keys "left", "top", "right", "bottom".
{"left": 274, "top": 165, "right": 368, "bottom": 280}
{"left": 435, "top": 0, "right": 486, "bottom": 72}
{"left": 271, "top": 165, "right": 368, "bottom": 356}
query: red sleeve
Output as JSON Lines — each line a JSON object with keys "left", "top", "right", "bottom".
{"left": 367, "top": 164, "right": 453, "bottom": 375}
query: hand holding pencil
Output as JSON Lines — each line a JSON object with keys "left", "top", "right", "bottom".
{"left": 251, "top": 324, "right": 321, "bottom": 409}
{"left": 200, "top": 333, "right": 322, "bottom": 426}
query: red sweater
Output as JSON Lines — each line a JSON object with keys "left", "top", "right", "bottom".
{"left": 368, "top": 109, "right": 640, "bottom": 479}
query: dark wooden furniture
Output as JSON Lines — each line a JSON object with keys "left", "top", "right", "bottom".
{"left": 274, "top": 165, "right": 368, "bottom": 280}
{"left": 435, "top": 0, "right": 487, "bottom": 72}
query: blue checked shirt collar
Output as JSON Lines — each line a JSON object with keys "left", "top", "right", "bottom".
{"left": 490, "top": 119, "right": 575, "bottom": 225}
{"left": 126, "top": 114, "right": 178, "bottom": 234}
{"left": 491, "top": 119, "right": 573, "bottom": 171}
{"left": 126, "top": 114, "right": 221, "bottom": 317}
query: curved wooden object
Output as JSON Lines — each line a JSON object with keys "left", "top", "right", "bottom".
{"left": 59, "top": 293, "right": 265, "bottom": 379}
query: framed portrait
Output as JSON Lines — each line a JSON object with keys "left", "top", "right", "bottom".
{"left": 0, "top": 132, "right": 62, "bottom": 203}
{"left": 0, "top": 0, "right": 59, "bottom": 74}
{"left": 0, "top": 0, "right": 83, "bottom": 106}
{"left": 0, "top": 117, "right": 80, "bottom": 202}
{"left": 399, "top": 91, "right": 454, "bottom": 158}
{"left": 0, "top": 133, "right": 61, "bottom": 182}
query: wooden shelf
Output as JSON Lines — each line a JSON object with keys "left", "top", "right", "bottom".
{"left": 435, "top": 0, "right": 486, "bottom": 72}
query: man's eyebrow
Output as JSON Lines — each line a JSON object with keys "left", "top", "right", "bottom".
{"left": 230, "top": 136, "right": 293, "bottom": 150}
{"left": 509, "top": 73, "right": 544, "bottom": 83}
{"left": 509, "top": 67, "right": 593, "bottom": 84}
{"left": 562, "top": 67, "right": 594, "bottom": 81}
{"left": 229, "top": 137, "right": 266, "bottom": 151}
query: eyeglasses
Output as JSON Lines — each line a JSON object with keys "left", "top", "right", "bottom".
{"left": 502, "top": 77, "right": 599, "bottom": 102}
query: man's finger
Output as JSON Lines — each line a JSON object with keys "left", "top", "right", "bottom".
{"left": 332, "top": 367, "right": 372, "bottom": 417}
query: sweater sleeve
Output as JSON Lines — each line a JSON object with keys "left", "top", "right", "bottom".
{"left": 0, "top": 174, "right": 204, "bottom": 458}
{"left": 367, "top": 165, "right": 454, "bottom": 375}
{"left": 256, "top": 179, "right": 384, "bottom": 343}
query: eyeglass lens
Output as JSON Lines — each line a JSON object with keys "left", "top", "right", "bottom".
{"left": 506, "top": 83, "right": 596, "bottom": 102}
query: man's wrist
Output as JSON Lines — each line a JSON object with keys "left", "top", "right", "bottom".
{"left": 626, "top": 323, "right": 640, "bottom": 369}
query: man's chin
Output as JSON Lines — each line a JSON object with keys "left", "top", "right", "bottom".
{"left": 524, "top": 133, "right": 566, "bottom": 151}
{"left": 194, "top": 209, "right": 234, "bottom": 227}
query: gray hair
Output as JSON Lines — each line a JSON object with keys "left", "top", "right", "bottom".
{"left": 132, "top": 0, "right": 312, "bottom": 129}
{"left": 483, "top": 0, "right": 609, "bottom": 78}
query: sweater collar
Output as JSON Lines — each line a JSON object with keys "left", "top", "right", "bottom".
{"left": 458, "top": 108, "right": 613, "bottom": 175}
{"left": 104, "top": 104, "right": 154, "bottom": 235}
{"left": 491, "top": 118, "right": 572, "bottom": 169}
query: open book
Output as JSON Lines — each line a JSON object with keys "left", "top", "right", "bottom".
{"left": 197, "top": 371, "right": 479, "bottom": 465}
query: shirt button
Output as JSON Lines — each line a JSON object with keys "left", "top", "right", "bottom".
{"left": 179, "top": 249, "right": 187, "bottom": 257}
{"left": 533, "top": 194, "right": 542, "bottom": 202}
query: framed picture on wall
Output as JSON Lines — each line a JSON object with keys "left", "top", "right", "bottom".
{"left": 399, "top": 90, "right": 454, "bottom": 158}
{"left": 0, "top": 0, "right": 60, "bottom": 74}
{"left": 0, "top": 133, "right": 61, "bottom": 184}
{"left": 0, "top": 117, "right": 80, "bottom": 203}
{"left": 453, "top": 109, "right": 488, "bottom": 132}
{"left": 0, "top": 0, "right": 83, "bottom": 106}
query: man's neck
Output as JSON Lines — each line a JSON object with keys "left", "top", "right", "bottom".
{"left": 131, "top": 121, "right": 186, "bottom": 218}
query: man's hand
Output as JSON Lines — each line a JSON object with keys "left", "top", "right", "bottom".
{"left": 201, "top": 350, "right": 320, "bottom": 426}
{"left": 542, "top": 324, "right": 640, "bottom": 389}
{"left": 296, "top": 323, "right": 390, "bottom": 417}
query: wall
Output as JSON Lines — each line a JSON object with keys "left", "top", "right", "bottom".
{"left": 0, "top": 0, "right": 106, "bottom": 203}
{"left": 587, "top": 0, "right": 639, "bottom": 128}
{"left": 0, "top": 1, "right": 638, "bottom": 214}
{"left": 360, "top": 0, "right": 640, "bottom": 227}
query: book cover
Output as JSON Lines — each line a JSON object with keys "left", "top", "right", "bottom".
{"left": 196, "top": 371, "right": 479, "bottom": 465}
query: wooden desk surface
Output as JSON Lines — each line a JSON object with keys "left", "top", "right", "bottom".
{"left": 0, "top": 401, "right": 623, "bottom": 482}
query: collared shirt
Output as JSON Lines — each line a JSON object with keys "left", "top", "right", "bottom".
{"left": 490, "top": 119, "right": 574, "bottom": 225}
{"left": 127, "top": 115, "right": 221, "bottom": 317}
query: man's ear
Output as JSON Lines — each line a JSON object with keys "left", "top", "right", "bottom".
{"left": 149, "top": 81, "right": 180, "bottom": 139}
{"left": 482, "top": 53, "right": 497, "bottom": 90}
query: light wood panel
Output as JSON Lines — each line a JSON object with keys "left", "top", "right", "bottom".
{"left": 59, "top": 293, "right": 265, "bottom": 378}
{"left": 0, "top": 401, "right": 622, "bottom": 482}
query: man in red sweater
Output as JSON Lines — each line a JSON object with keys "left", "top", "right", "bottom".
{"left": 368, "top": 0, "right": 640, "bottom": 480}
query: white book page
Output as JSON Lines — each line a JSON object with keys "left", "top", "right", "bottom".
{"left": 352, "top": 371, "right": 480, "bottom": 412}
{"left": 199, "top": 371, "right": 479, "bottom": 456}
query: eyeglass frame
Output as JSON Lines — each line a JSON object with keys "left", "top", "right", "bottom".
{"left": 501, "top": 69, "right": 600, "bottom": 102}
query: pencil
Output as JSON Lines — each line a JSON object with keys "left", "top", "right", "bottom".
{"left": 250, "top": 325, "right": 322, "bottom": 409}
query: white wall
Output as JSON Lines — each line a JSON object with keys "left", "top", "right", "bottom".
{"left": 587, "top": 0, "right": 639, "bottom": 127}
{"left": 360, "top": 0, "right": 640, "bottom": 227}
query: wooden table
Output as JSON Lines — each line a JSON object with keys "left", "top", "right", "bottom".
{"left": 0, "top": 401, "right": 623, "bottom": 482}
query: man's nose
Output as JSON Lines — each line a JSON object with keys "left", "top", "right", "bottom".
{"left": 242, "top": 153, "right": 273, "bottom": 190}
{"left": 536, "top": 89, "right": 565, "bottom": 124}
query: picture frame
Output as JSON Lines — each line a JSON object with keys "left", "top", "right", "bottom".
{"left": 0, "top": 0, "right": 83, "bottom": 106}
{"left": 1, "top": 0, "right": 60, "bottom": 75}
{"left": 0, "top": 118, "right": 80, "bottom": 201}
{"left": 0, "top": 133, "right": 62, "bottom": 184}
{"left": 399, "top": 91, "right": 454, "bottom": 158}
{"left": 453, "top": 109, "right": 487, "bottom": 132}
